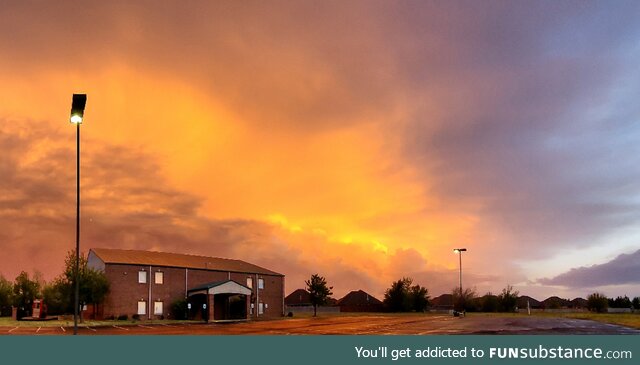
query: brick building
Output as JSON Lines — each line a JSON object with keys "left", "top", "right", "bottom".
{"left": 88, "top": 248, "right": 284, "bottom": 321}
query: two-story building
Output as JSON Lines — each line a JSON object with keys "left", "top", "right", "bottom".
{"left": 88, "top": 248, "right": 284, "bottom": 321}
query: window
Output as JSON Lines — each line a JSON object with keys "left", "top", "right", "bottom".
{"left": 258, "top": 302, "right": 264, "bottom": 315}
{"left": 154, "top": 301, "right": 163, "bottom": 315}
{"left": 137, "top": 301, "right": 146, "bottom": 315}
{"left": 258, "top": 278, "right": 264, "bottom": 289}
{"left": 155, "top": 272, "right": 163, "bottom": 284}
{"left": 246, "top": 277, "right": 253, "bottom": 288}
{"left": 250, "top": 303, "right": 254, "bottom": 315}
{"left": 138, "top": 271, "right": 147, "bottom": 284}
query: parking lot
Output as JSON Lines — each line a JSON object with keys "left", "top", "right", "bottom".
{"left": 2, "top": 314, "right": 639, "bottom": 335}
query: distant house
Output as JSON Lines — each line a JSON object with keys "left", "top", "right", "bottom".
{"left": 284, "top": 288, "right": 339, "bottom": 314}
{"left": 541, "top": 296, "right": 571, "bottom": 309}
{"left": 337, "top": 290, "right": 384, "bottom": 312}
{"left": 430, "top": 294, "right": 454, "bottom": 310}
{"left": 88, "top": 248, "right": 284, "bottom": 321}
{"left": 285, "top": 289, "right": 312, "bottom": 307}
{"left": 570, "top": 297, "right": 588, "bottom": 309}
{"left": 516, "top": 295, "right": 542, "bottom": 309}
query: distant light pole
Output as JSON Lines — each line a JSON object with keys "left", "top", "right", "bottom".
{"left": 70, "top": 94, "right": 87, "bottom": 335}
{"left": 453, "top": 248, "right": 467, "bottom": 297}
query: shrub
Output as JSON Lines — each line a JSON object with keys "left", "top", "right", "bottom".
{"left": 170, "top": 298, "right": 188, "bottom": 320}
{"left": 117, "top": 314, "right": 128, "bottom": 320}
{"left": 132, "top": 314, "right": 140, "bottom": 321}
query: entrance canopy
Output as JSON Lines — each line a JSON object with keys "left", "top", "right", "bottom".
{"left": 187, "top": 280, "right": 252, "bottom": 296}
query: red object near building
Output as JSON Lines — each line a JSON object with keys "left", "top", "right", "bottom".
{"left": 32, "top": 299, "right": 47, "bottom": 319}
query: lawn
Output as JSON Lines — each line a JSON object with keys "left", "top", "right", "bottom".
{"left": 0, "top": 316, "right": 198, "bottom": 328}
{"left": 562, "top": 312, "right": 640, "bottom": 329}
{"left": 466, "top": 311, "right": 640, "bottom": 329}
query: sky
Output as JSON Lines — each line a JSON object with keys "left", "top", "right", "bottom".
{"left": 1, "top": 0, "right": 640, "bottom": 300}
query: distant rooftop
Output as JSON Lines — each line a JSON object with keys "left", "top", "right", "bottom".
{"left": 337, "top": 290, "right": 383, "bottom": 306}
{"left": 90, "top": 248, "right": 283, "bottom": 276}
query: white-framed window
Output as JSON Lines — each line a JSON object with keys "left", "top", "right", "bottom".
{"left": 246, "top": 277, "right": 253, "bottom": 288}
{"left": 137, "top": 301, "right": 146, "bottom": 315}
{"left": 250, "top": 303, "right": 254, "bottom": 315}
{"left": 258, "top": 302, "right": 264, "bottom": 314}
{"left": 155, "top": 271, "right": 163, "bottom": 284}
{"left": 154, "top": 301, "right": 163, "bottom": 315}
{"left": 138, "top": 271, "right": 147, "bottom": 284}
{"left": 258, "top": 278, "right": 264, "bottom": 289}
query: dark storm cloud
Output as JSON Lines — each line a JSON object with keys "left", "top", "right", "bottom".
{"left": 398, "top": 1, "right": 640, "bottom": 258}
{"left": 538, "top": 250, "right": 640, "bottom": 287}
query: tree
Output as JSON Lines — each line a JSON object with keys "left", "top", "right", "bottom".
{"left": 480, "top": 293, "right": 499, "bottom": 312}
{"left": 452, "top": 287, "right": 477, "bottom": 312}
{"left": 305, "top": 274, "right": 333, "bottom": 317}
{"left": 43, "top": 250, "right": 110, "bottom": 315}
{"left": 0, "top": 275, "right": 13, "bottom": 317}
{"left": 384, "top": 278, "right": 413, "bottom": 312}
{"left": 383, "top": 278, "right": 430, "bottom": 312}
{"left": 587, "top": 292, "right": 608, "bottom": 313}
{"left": 632, "top": 297, "right": 640, "bottom": 310}
{"left": 409, "top": 284, "right": 430, "bottom": 312}
{"left": 497, "top": 285, "right": 519, "bottom": 312}
{"left": 13, "top": 271, "right": 41, "bottom": 318}
{"left": 42, "top": 277, "right": 72, "bottom": 315}
{"left": 610, "top": 296, "right": 632, "bottom": 309}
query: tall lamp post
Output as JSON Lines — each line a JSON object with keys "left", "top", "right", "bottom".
{"left": 453, "top": 248, "right": 467, "bottom": 310}
{"left": 70, "top": 94, "right": 87, "bottom": 335}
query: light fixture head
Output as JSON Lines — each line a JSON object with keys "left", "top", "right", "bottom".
{"left": 453, "top": 248, "right": 467, "bottom": 253}
{"left": 70, "top": 94, "right": 87, "bottom": 124}
{"left": 70, "top": 114, "right": 83, "bottom": 124}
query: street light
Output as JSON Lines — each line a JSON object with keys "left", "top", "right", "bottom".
{"left": 453, "top": 248, "right": 467, "bottom": 311}
{"left": 70, "top": 94, "right": 86, "bottom": 335}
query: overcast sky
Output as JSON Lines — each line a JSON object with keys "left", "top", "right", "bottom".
{"left": 1, "top": 0, "right": 639, "bottom": 299}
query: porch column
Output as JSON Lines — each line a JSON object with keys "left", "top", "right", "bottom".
{"left": 208, "top": 293, "right": 215, "bottom": 321}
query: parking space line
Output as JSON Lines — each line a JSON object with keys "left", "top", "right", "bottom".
{"left": 113, "top": 325, "right": 129, "bottom": 331}
{"left": 85, "top": 326, "right": 97, "bottom": 332}
{"left": 36, "top": 327, "right": 41, "bottom": 333}
{"left": 8, "top": 327, "right": 19, "bottom": 333}
{"left": 137, "top": 324, "right": 153, "bottom": 329}
{"left": 60, "top": 327, "right": 66, "bottom": 332}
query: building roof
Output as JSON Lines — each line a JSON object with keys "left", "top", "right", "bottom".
{"left": 516, "top": 295, "right": 541, "bottom": 307}
{"left": 337, "top": 290, "right": 383, "bottom": 306}
{"left": 541, "top": 296, "right": 571, "bottom": 308}
{"left": 285, "top": 289, "right": 311, "bottom": 306}
{"left": 90, "top": 248, "right": 283, "bottom": 276}
{"left": 570, "top": 297, "right": 588, "bottom": 308}
{"left": 430, "top": 294, "right": 453, "bottom": 307}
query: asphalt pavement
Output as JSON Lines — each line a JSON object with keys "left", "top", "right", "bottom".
{"left": 2, "top": 315, "right": 639, "bottom": 335}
